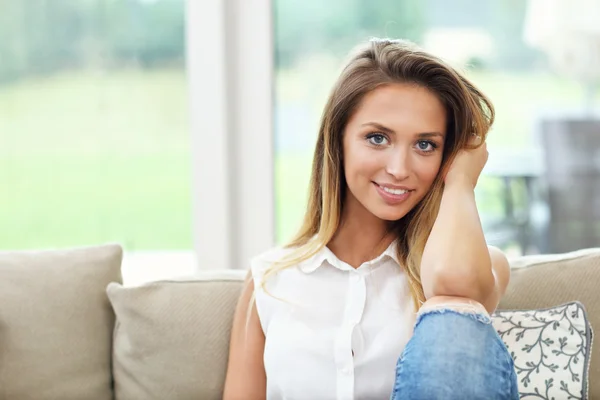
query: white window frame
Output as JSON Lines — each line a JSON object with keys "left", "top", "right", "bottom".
{"left": 187, "top": 0, "right": 275, "bottom": 270}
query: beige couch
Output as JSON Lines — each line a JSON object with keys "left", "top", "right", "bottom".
{"left": 0, "top": 244, "right": 598, "bottom": 399}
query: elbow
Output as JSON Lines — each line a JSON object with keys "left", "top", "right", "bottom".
{"left": 424, "top": 262, "right": 496, "bottom": 304}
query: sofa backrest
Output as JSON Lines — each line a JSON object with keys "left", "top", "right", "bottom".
{"left": 5, "top": 245, "right": 596, "bottom": 399}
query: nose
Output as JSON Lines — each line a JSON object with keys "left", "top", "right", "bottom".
{"left": 385, "top": 149, "right": 411, "bottom": 181}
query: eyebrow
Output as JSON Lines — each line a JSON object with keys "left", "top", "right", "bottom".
{"left": 361, "top": 122, "right": 445, "bottom": 139}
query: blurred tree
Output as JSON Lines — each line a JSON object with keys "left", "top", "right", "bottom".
{"left": 0, "top": 0, "right": 91, "bottom": 82}
{"left": 104, "top": 0, "right": 185, "bottom": 68}
{"left": 275, "top": 0, "right": 424, "bottom": 67}
{"left": 275, "top": 0, "right": 360, "bottom": 67}
{"left": 0, "top": 0, "right": 23, "bottom": 82}
{"left": 425, "top": 0, "right": 540, "bottom": 71}
{"left": 490, "top": 0, "right": 541, "bottom": 70}
{"left": 0, "top": 0, "right": 538, "bottom": 81}
{"left": 0, "top": 0, "right": 185, "bottom": 83}
{"left": 357, "top": 0, "right": 424, "bottom": 43}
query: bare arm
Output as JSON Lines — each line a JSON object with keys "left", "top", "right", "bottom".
{"left": 420, "top": 141, "right": 510, "bottom": 313}
{"left": 223, "top": 271, "right": 266, "bottom": 400}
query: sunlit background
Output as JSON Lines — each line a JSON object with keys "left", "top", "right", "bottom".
{"left": 2, "top": 0, "right": 600, "bottom": 278}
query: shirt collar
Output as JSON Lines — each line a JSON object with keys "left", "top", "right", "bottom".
{"left": 298, "top": 240, "right": 400, "bottom": 274}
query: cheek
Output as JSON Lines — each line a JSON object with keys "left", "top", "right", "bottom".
{"left": 416, "top": 156, "right": 443, "bottom": 186}
{"left": 344, "top": 147, "right": 381, "bottom": 180}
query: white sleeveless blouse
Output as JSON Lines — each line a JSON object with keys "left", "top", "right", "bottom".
{"left": 250, "top": 242, "right": 416, "bottom": 400}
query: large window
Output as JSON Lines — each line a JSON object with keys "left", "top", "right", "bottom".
{"left": 274, "top": 0, "right": 600, "bottom": 255}
{"left": 0, "top": 0, "right": 190, "bottom": 251}
{"left": 2, "top": 0, "right": 275, "bottom": 278}
{"left": 4, "top": 0, "right": 599, "bottom": 276}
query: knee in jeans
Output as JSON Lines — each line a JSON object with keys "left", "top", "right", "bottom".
{"left": 419, "top": 295, "right": 489, "bottom": 317}
{"left": 395, "top": 297, "right": 518, "bottom": 400}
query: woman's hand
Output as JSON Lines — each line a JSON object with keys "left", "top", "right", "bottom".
{"left": 444, "top": 135, "right": 488, "bottom": 189}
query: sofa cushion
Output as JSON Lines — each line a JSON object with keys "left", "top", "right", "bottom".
{"left": 108, "top": 270, "right": 245, "bottom": 400}
{"left": 492, "top": 301, "right": 592, "bottom": 399}
{"left": 0, "top": 244, "right": 123, "bottom": 400}
{"left": 499, "top": 248, "right": 600, "bottom": 399}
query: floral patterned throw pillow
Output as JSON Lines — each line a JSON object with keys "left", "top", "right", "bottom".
{"left": 492, "top": 301, "right": 593, "bottom": 400}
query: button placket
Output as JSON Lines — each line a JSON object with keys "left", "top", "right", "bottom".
{"left": 347, "top": 273, "right": 366, "bottom": 327}
{"left": 333, "top": 271, "right": 368, "bottom": 400}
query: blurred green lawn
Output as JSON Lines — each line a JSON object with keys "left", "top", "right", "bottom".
{"left": 0, "top": 67, "right": 592, "bottom": 249}
{"left": 0, "top": 69, "right": 192, "bottom": 250}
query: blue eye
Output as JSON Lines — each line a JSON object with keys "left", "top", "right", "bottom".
{"left": 366, "top": 133, "right": 388, "bottom": 146}
{"left": 416, "top": 140, "right": 436, "bottom": 152}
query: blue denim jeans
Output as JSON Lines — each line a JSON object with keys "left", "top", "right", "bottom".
{"left": 391, "top": 304, "right": 519, "bottom": 400}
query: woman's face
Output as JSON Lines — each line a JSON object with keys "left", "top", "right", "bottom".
{"left": 342, "top": 83, "right": 447, "bottom": 222}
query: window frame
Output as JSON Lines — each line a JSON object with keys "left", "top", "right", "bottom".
{"left": 187, "top": 0, "right": 275, "bottom": 271}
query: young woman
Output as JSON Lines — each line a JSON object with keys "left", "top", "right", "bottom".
{"left": 224, "top": 38, "right": 519, "bottom": 400}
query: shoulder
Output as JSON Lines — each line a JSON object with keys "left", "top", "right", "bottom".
{"left": 250, "top": 246, "right": 296, "bottom": 279}
{"left": 251, "top": 246, "right": 292, "bottom": 267}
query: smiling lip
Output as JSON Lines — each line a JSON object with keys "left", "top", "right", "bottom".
{"left": 374, "top": 182, "right": 413, "bottom": 205}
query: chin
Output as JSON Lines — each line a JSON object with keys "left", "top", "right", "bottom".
{"left": 371, "top": 207, "right": 410, "bottom": 222}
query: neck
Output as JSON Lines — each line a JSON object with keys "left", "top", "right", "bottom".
{"left": 327, "top": 194, "right": 394, "bottom": 268}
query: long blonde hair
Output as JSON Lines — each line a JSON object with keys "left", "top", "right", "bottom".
{"left": 263, "top": 38, "right": 494, "bottom": 311}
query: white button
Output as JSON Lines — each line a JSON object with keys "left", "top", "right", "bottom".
{"left": 341, "top": 367, "right": 352, "bottom": 375}
{"left": 350, "top": 274, "right": 361, "bottom": 282}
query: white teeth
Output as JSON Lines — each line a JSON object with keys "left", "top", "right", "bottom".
{"left": 381, "top": 186, "right": 408, "bottom": 195}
